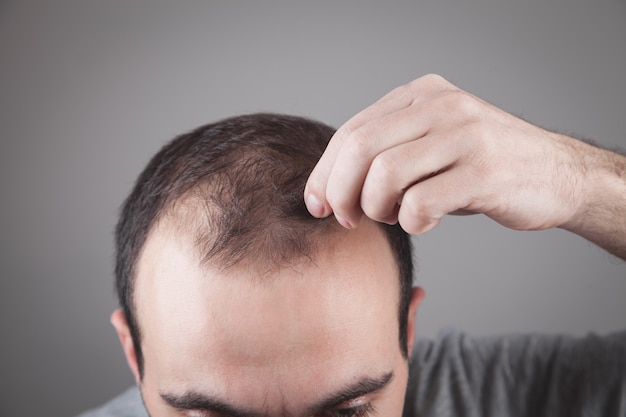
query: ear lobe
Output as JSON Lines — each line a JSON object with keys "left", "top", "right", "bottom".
{"left": 110, "top": 309, "right": 141, "bottom": 384}
{"left": 406, "top": 286, "right": 425, "bottom": 356}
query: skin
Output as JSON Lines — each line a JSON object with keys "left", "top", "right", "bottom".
{"left": 112, "top": 218, "right": 424, "bottom": 417}
{"left": 305, "top": 74, "right": 626, "bottom": 260}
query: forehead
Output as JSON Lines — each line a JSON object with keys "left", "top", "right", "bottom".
{"left": 134, "top": 218, "right": 401, "bottom": 408}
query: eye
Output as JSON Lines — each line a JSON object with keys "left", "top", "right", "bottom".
{"left": 326, "top": 402, "right": 374, "bottom": 417}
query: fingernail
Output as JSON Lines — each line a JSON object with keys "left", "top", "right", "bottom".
{"left": 306, "top": 194, "right": 328, "bottom": 218}
{"left": 334, "top": 214, "right": 352, "bottom": 229}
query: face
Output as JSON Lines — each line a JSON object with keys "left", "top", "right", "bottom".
{"left": 112, "top": 219, "right": 423, "bottom": 417}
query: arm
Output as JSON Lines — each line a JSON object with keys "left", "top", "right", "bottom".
{"left": 304, "top": 74, "right": 626, "bottom": 260}
{"left": 555, "top": 135, "right": 626, "bottom": 260}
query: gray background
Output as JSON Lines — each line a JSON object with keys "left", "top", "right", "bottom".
{"left": 1, "top": 1, "right": 624, "bottom": 415}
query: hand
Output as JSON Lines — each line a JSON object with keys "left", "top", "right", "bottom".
{"left": 305, "top": 74, "right": 616, "bottom": 240}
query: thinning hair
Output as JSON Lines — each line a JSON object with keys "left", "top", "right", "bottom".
{"left": 115, "top": 113, "right": 414, "bottom": 377}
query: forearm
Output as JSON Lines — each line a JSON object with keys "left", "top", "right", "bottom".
{"left": 558, "top": 134, "right": 626, "bottom": 260}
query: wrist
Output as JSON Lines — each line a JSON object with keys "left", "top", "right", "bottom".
{"left": 557, "top": 134, "right": 626, "bottom": 257}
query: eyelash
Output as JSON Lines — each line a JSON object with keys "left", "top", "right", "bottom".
{"left": 327, "top": 402, "right": 374, "bottom": 417}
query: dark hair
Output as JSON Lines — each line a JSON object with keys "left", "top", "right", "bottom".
{"left": 115, "top": 113, "right": 414, "bottom": 377}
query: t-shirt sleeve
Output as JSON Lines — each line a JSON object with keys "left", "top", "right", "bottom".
{"left": 403, "top": 330, "right": 626, "bottom": 417}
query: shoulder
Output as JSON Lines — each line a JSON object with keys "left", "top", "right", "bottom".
{"left": 404, "top": 329, "right": 626, "bottom": 417}
{"left": 75, "top": 386, "right": 147, "bottom": 417}
{"left": 411, "top": 328, "right": 626, "bottom": 364}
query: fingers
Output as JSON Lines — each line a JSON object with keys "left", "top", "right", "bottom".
{"left": 359, "top": 133, "right": 461, "bottom": 225}
{"left": 397, "top": 169, "right": 474, "bottom": 234}
{"left": 323, "top": 104, "right": 442, "bottom": 227}
{"left": 304, "top": 74, "right": 457, "bottom": 220}
{"left": 304, "top": 83, "right": 415, "bottom": 219}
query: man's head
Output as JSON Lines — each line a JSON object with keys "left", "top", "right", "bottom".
{"left": 111, "top": 114, "right": 424, "bottom": 416}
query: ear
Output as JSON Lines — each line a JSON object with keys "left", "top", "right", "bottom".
{"left": 406, "top": 286, "right": 425, "bottom": 356}
{"left": 110, "top": 309, "right": 141, "bottom": 384}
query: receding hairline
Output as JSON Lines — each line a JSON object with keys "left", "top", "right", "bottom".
{"left": 133, "top": 191, "right": 401, "bottom": 291}
{"left": 155, "top": 183, "right": 344, "bottom": 274}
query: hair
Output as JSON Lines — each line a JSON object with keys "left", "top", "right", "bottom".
{"left": 115, "top": 113, "right": 414, "bottom": 377}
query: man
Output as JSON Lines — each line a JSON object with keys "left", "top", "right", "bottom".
{"left": 79, "top": 75, "right": 626, "bottom": 417}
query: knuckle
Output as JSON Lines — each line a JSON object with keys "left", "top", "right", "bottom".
{"left": 390, "top": 83, "right": 415, "bottom": 106}
{"left": 370, "top": 153, "right": 398, "bottom": 185}
{"left": 337, "top": 117, "right": 361, "bottom": 138}
{"left": 360, "top": 154, "right": 401, "bottom": 221}
{"left": 326, "top": 188, "right": 358, "bottom": 224}
{"left": 399, "top": 191, "right": 442, "bottom": 234}
{"left": 400, "top": 216, "right": 439, "bottom": 235}
{"left": 422, "top": 73, "right": 448, "bottom": 86}
{"left": 398, "top": 218, "right": 421, "bottom": 235}
{"left": 401, "top": 191, "right": 427, "bottom": 219}
{"left": 447, "top": 90, "right": 483, "bottom": 121}
{"left": 398, "top": 185, "right": 450, "bottom": 234}
{"left": 405, "top": 73, "right": 447, "bottom": 95}
{"left": 344, "top": 126, "right": 374, "bottom": 159}
{"left": 332, "top": 124, "right": 355, "bottom": 147}
{"left": 361, "top": 191, "right": 396, "bottom": 223}
{"left": 398, "top": 213, "right": 422, "bottom": 235}
{"left": 412, "top": 73, "right": 447, "bottom": 86}
{"left": 325, "top": 187, "right": 347, "bottom": 214}
{"left": 360, "top": 196, "right": 385, "bottom": 222}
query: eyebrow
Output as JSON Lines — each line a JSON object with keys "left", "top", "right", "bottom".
{"left": 159, "top": 371, "right": 394, "bottom": 417}
{"left": 306, "top": 371, "right": 394, "bottom": 414}
{"left": 160, "top": 390, "right": 262, "bottom": 417}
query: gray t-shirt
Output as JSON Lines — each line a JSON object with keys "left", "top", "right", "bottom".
{"left": 77, "top": 330, "right": 626, "bottom": 417}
